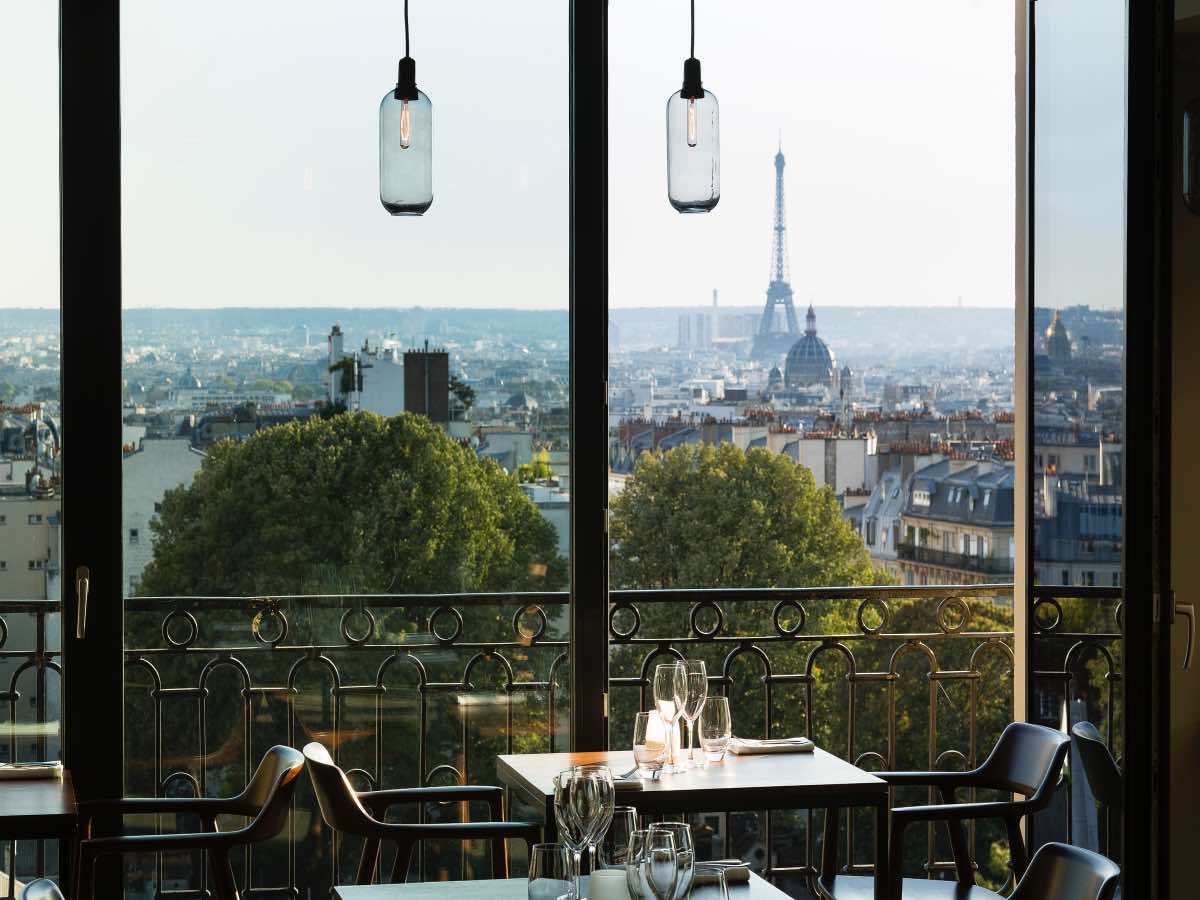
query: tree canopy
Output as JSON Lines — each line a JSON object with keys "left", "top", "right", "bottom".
{"left": 610, "top": 442, "right": 886, "bottom": 589}
{"left": 139, "top": 411, "right": 567, "bottom": 596}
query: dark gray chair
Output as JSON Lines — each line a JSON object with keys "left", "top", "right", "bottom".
{"left": 816, "top": 722, "right": 1071, "bottom": 900}
{"left": 303, "top": 741, "right": 541, "bottom": 884}
{"left": 1071, "top": 721, "right": 1122, "bottom": 859}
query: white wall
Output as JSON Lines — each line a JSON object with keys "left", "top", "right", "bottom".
{"left": 122, "top": 439, "right": 204, "bottom": 594}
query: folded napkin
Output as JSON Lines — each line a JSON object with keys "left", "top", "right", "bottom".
{"left": 614, "top": 777, "right": 644, "bottom": 791}
{"left": 0, "top": 761, "right": 63, "bottom": 780}
{"left": 694, "top": 862, "right": 752, "bottom": 885}
{"left": 727, "top": 737, "right": 814, "bottom": 756}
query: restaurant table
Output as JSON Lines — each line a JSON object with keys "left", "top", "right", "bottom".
{"left": 496, "top": 750, "right": 889, "bottom": 900}
{"left": 335, "top": 872, "right": 790, "bottom": 900}
{"left": 0, "top": 772, "right": 76, "bottom": 892}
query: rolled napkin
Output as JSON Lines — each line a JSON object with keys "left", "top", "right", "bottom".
{"left": 694, "top": 861, "right": 752, "bottom": 885}
{"left": 0, "top": 761, "right": 64, "bottom": 780}
{"left": 727, "top": 737, "right": 814, "bottom": 755}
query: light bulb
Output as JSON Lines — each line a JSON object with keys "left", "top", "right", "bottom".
{"left": 687, "top": 98, "right": 698, "bottom": 147}
{"left": 400, "top": 99, "right": 412, "bottom": 149}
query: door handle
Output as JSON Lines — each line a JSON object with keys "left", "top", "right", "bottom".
{"left": 74, "top": 564, "right": 88, "bottom": 643}
{"left": 1177, "top": 599, "right": 1195, "bottom": 671}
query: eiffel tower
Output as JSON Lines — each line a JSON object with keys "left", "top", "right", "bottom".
{"left": 752, "top": 144, "right": 801, "bottom": 358}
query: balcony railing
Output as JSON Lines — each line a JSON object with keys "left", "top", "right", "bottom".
{"left": 896, "top": 543, "right": 1015, "bottom": 576}
{"left": 0, "top": 586, "right": 1122, "bottom": 898}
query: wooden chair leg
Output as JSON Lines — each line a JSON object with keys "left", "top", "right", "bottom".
{"left": 820, "top": 807, "right": 838, "bottom": 883}
{"left": 356, "top": 838, "right": 382, "bottom": 885}
{"left": 390, "top": 839, "right": 416, "bottom": 884}
{"left": 75, "top": 847, "right": 93, "bottom": 900}
{"left": 491, "top": 835, "right": 509, "bottom": 879}
{"left": 1005, "top": 816, "right": 1029, "bottom": 881}
{"left": 208, "top": 848, "right": 239, "bottom": 900}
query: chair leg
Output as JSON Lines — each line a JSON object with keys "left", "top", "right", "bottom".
{"left": 820, "top": 807, "right": 838, "bottom": 883}
{"left": 75, "top": 847, "right": 93, "bottom": 900}
{"left": 356, "top": 838, "right": 382, "bottom": 885}
{"left": 208, "top": 848, "right": 239, "bottom": 900}
{"left": 1005, "top": 816, "right": 1029, "bottom": 881}
{"left": 390, "top": 839, "right": 416, "bottom": 884}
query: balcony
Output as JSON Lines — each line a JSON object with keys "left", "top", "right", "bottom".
{"left": 896, "top": 543, "right": 1015, "bottom": 577}
{"left": 0, "top": 585, "right": 1121, "bottom": 897}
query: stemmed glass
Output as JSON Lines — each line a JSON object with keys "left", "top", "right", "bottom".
{"left": 653, "top": 662, "right": 687, "bottom": 773}
{"left": 553, "top": 770, "right": 589, "bottom": 893}
{"left": 680, "top": 660, "right": 708, "bottom": 769}
{"left": 600, "top": 806, "right": 639, "bottom": 869}
{"left": 626, "top": 829, "right": 678, "bottom": 900}
{"left": 633, "top": 712, "right": 667, "bottom": 777}
{"left": 529, "top": 843, "right": 577, "bottom": 900}
{"left": 699, "top": 695, "right": 732, "bottom": 763}
{"left": 648, "top": 822, "right": 694, "bottom": 900}
{"left": 569, "top": 764, "right": 616, "bottom": 873}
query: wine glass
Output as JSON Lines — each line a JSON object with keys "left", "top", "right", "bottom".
{"left": 599, "top": 806, "right": 639, "bottom": 869}
{"left": 653, "top": 662, "right": 686, "bottom": 773}
{"left": 626, "top": 829, "right": 678, "bottom": 900}
{"left": 633, "top": 711, "right": 667, "bottom": 777}
{"left": 699, "top": 695, "right": 732, "bottom": 763}
{"left": 648, "top": 822, "right": 694, "bottom": 900}
{"left": 553, "top": 770, "right": 588, "bottom": 891}
{"left": 529, "top": 843, "right": 577, "bottom": 900}
{"left": 680, "top": 660, "right": 708, "bottom": 769}
{"left": 569, "top": 764, "right": 615, "bottom": 873}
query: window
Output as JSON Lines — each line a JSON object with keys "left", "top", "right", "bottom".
{"left": 0, "top": 515, "right": 6, "bottom": 525}
{"left": 129, "top": 576, "right": 141, "bottom": 594}
{"left": 944, "top": 532, "right": 954, "bottom": 552}
{"left": 1038, "top": 691, "right": 1058, "bottom": 722}
{"left": 865, "top": 518, "right": 877, "bottom": 545}
{"left": 1062, "top": 569, "right": 1070, "bottom": 586}
{"left": 1083, "top": 570, "right": 1095, "bottom": 586}
{"left": 129, "top": 528, "right": 139, "bottom": 545}
{"left": 1112, "top": 572, "right": 1120, "bottom": 587}
{"left": 153, "top": 502, "right": 162, "bottom": 513}
{"left": 27, "top": 514, "right": 43, "bottom": 525}
{"left": 1048, "top": 454, "right": 1059, "bottom": 469}
{"left": 0, "top": 561, "right": 6, "bottom": 571}
{"left": 983, "top": 489, "right": 992, "bottom": 507}
{"left": 28, "top": 560, "right": 43, "bottom": 570}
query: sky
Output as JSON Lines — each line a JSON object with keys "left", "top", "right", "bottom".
{"left": 0, "top": 1, "right": 1124, "bottom": 312}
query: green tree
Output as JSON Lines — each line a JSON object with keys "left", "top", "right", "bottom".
{"left": 0, "top": 382, "right": 16, "bottom": 404}
{"left": 449, "top": 374, "right": 476, "bottom": 412}
{"left": 610, "top": 442, "right": 886, "bottom": 589}
{"left": 140, "top": 411, "right": 567, "bottom": 596}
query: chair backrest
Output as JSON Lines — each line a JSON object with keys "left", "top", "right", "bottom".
{"left": 1071, "top": 721, "right": 1123, "bottom": 808}
{"left": 976, "top": 722, "right": 1071, "bottom": 801}
{"left": 303, "top": 741, "right": 379, "bottom": 836}
{"left": 235, "top": 745, "right": 306, "bottom": 842}
{"left": 19, "top": 880, "right": 65, "bottom": 900}
{"left": 1011, "top": 842, "right": 1120, "bottom": 900}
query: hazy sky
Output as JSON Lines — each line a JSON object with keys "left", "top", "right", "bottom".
{"left": 0, "top": 1, "right": 1124, "bottom": 312}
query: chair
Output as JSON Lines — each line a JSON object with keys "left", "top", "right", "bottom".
{"left": 302, "top": 741, "right": 541, "bottom": 884}
{"left": 1071, "top": 722, "right": 1122, "bottom": 858}
{"left": 18, "top": 881, "right": 63, "bottom": 900}
{"left": 816, "top": 722, "right": 1071, "bottom": 900}
{"left": 75, "top": 745, "right": 304, "bottom": 900}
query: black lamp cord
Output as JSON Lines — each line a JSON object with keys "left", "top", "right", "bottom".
{"left": 690, "top": 0, "right": 695, "bottom": 58}
{"left": 405, "top": 0, "right": 411, "bottom": 57}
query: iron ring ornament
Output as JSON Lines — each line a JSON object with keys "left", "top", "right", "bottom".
{"left": 340, "top": 606, "right": 376, "bottom": 646}
{"left": 251, "top": 602, "right": 289, "bottom": 647}
{"left": 856, "top": 597, "right": 890, "bottom": 636}
{"left": 513, "top": 604, "right": 548, "bottom": 642}
{"left": 162, "top": 609, "right": 200, "bottom": 650}
{"left": 1033, "top": 597, "right": 1063, "bottom": 632}
{"left": 429, "top": 605, "right": 464, "bottom": 645}
{"left": 689, "top": 599, "right": 725, "bottom": 639}
{"left": 772, "top": 598, "right": 807, "bottom": 637}
{"left": 609, "top": 600, "right": 641, "bottom": 640}
{"left": 936, "top": 596, "right": 970, "bottom": 635}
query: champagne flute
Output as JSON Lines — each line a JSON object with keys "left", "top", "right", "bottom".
{"left": 626, "top": 829, "right": 678, "bottom": 900}
{"left": 648, "top": 822, "right": 694, "bottom": 900}
{"left": 554, "top": 770, "right": 588, "bottom": 892}
{"left": 653, "top": 662, "right": 686, "bottom": 773}
{"left": 570, "top": 764, "right": 615, "bottom": 873}
{"left": 699, "top": 695, "right": 732, "bottom": 763}
{"left": 680, "top": 660, "right": 708, "bottom": 769}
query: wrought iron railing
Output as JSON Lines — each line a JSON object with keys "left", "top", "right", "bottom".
{"left": 896, "top": 543, "right": 1015, "bottom": 576}
{"left": 0, "top": 586, "right": 1125, "bottom": 898}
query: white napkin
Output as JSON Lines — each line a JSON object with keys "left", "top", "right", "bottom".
{"left": 727, "top": 737, "right": 814, "bottom": 755}
{"left": 694, "top": 862, "right": 751, "bottom": 884}
{"left": 0, "top": 761, "right": 63, "bottom": 780}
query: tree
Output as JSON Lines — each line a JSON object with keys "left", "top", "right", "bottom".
{"left": 448, "top": 374, "right": 476, "bottom": 412}
{"left": 610, "top": 442, "right": 886, "bottom": 589}
{"left": 140, "top": 411, "right": 567, "bottom": 596}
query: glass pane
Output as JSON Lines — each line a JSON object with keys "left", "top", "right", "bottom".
{"left": 120, "top": 2, "right": 568, "bottom": 894}
{"left": 609, "top": 0, "right": 1017, "bottom": 891}
{"left": 0, "top": 0, "right": 64, "bottom": 887}
{"left": 1030, "top": 0, "right": 1126, "bottom": 860}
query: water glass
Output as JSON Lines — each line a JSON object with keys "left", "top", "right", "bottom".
{"left": 648, "top": 822, "right": 694, "bottom": 900}
{"left": 681, "top": 660, "right": 708, "bottom": 769}
{"left": 529, "top": 843, "right": 576, "bottom": 900}
{"left": 699, "top": 696, "right": 732, "bottom": 763}
{"left": 653, "top": 662, "right": 687, "bottom": 773}
{"left": 554, "top": 771, "right": 588, "bottom": 887}
{"left": 633, "top": 711, "right": 667, "bottom": 776}
{"left": 627, "top": 829, "right": 678, "bottom": 900}
{"left": 570, "top": 764, "right": 616, "bottom": 872}
{"left": 693, "top": 864, "right": 730, "bottom": 900}
{"left": 600, "top": 806, "right": 639, "bottom": 869}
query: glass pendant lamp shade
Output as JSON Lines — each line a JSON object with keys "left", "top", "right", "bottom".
{"left": 666, "top": 74, "right": 719, "bottom": 214}
{"left": 380, "top": 56, "right": 433, "bottom": 215}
